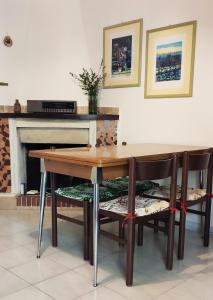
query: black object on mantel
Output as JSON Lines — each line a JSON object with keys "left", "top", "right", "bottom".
{"left": 27, "top": 100, "right": 77, "bottom": 114}
{"left": 14, "top": 99, "right": 21, "bottom": 113}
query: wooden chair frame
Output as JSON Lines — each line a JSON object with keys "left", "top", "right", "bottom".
{"left": 178, "top": 149, "right": 213, "bottom": 259}
{"left": 50, "top": 174, "right": 125, "bottom": 264}
{"left": 100, "top": 154, "right": 178, "bottom": 286}
{"left": 142, "top": 149, "right": 213, "bottom": 260}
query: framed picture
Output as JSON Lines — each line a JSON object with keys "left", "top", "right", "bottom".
{"left": 103, "top": 19, "right": 142, "bottom": 88}
{"left": 144, "top": 21, "right": 197, "bottom": 98}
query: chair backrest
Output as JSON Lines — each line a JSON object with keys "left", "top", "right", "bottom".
{"left": 188, "top": 152, "right": 211, "bottom": 171}
{"left": 181, "top": 149, "right": 213, "bottom": 201}
{"left": 128, "top": 155, "right": 178, "bottom": 214}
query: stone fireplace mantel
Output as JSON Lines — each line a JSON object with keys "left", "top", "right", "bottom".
{"left": 0, "top": 112, "right": 119, "bottom": 198}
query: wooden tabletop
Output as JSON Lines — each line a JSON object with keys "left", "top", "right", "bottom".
{"left": 29, "top": 143, "right": 208, "bottom": 167}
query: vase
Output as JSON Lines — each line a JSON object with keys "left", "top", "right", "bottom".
{"left": 88, "top": 94, "right": 98, "bottom": 114}
{"left": 14, "top": 99, "right": 21, "bottom": 113}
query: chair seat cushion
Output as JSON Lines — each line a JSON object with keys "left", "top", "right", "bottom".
{"left": 101, "top": 177, "right": 159, "bottom": 194}
{"left": 99, "top": 195, "right": 169, "bottom": 217}
{"left": 55, "top": 183, "right": 120, "bottom": 202}
{"left": 55, "top": 179, "right": 159, "bottom": 203}
{"left": 144, "top": 185, "right": 206, "bottom": 201}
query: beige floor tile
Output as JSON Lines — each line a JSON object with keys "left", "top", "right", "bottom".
{"left": 25, "top": 241, "right": 60, "bottom": 257}
{"left": 6, "top": 229, "right": 38, "bottom": 246}
{"left": 0, "top": 286, "right": 53, "bottom": 300}
{"left": 0, "top": 236, "right": 20, "bottom": 253}
{"left": 76, "top": 286, "right": 128, "bottom": 300}
{"left": 36, "top": 270, "right": 94, "bottom": 300}
{"left": 0, "top": 222, "right": 32, "bottom": 236}
{"left": 104, "top": 274, "right": 153, "bottom": 300}
{"left": 10, "top": 257, "right": 69, "bottom": 284}
{"left": 161, "top": 274, "right": 213, "bottom": 300}
{"left": 105, "top": 267, "right": 183, "bottom": 300}
{"left": 0, "top": 268, "right": 29, "bottom": 298}
{"left": 198, "top": 250, "right": 213, "bottom": 261}
{"left": 188, "top": 273, "right": 213, "bottom": 300}
{"left": 156, "top": 289, "right": 199, "bottom": 300}
{"left": 98, "top": 236, "right": 125, "bottom": 257}
{"left": 0, "top": 246, "right": 35, "bottom": 269}
{"left": 200, "top": 260, "right": 213, "bottom": 276}
{"left": 73, "top": 254, "right": 124, "bottom": 285}
{"left": 155, "top": 293, "right": 174, "bottom": 300}
{"left": 1, "top": 209, "right": 213, "bottom": 300}
{"left": 48, "top": 245, "right": 87, "bottom": 269}
{"left": 57, "top": 230, "right": 83, "bottom": 250}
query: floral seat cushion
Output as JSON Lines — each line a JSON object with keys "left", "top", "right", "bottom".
{"left": 144, "top": 185, "right": 206, "bottom": 201}
{"left": 99, "top": 195, "right": 169, "bottom": 217}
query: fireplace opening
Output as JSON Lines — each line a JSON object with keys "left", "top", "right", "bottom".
{"left": 25, "top": 143, "right": 87, "bottom": 192}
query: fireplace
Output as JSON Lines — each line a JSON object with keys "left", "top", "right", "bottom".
{"left": 25, "top": 143, "right": 87, "bottom": 192}
{"left": 1, "top": 112, "right": 118, "bottom": 195}
{"left": 8, "top": 118, "right": 92, "bottom": 194}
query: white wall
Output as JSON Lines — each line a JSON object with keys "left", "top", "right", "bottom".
{"left": 81, "top": 0, "right": 213, "bottom": 147}
{"left": 0, "top": 0, "right": 90, "bottom": 106}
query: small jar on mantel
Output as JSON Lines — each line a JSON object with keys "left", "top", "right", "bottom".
{"left": 14, "top": 99, "right": 21, "bottom": 113}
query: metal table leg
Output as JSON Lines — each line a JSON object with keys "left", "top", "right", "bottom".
{"left": 91, "top": 167, "right": 102, "bottom": 287}
{"left": 37, "top": 160, "right": 47, "bottom": 258}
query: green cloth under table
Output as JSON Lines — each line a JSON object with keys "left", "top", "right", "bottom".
{"left": 55, "top": 178, "right": 159, "bottom": 202}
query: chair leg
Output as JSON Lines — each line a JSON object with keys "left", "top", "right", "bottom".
{"left": 178, "top": 210, "right": 186, "bottom": 260}
{"left": 83, "top": 201, "right": 90, "bottom": 260}
{"left": 119, "top": 221, "right": 125, "bottom": 246}
{"left": 137, "top": 224, "right": 143, "bottom": 246}
{"left": 203, "top": 199, "right": 211, "bottom": 247}
{"left": 154, "top": 219, "right": 159, "bottom": 233}
{"left": 126, "top": 219, "right": 135, "bottom": 286}
{"left": 51, "top": 173, "right": 58, "bottom": 247}
{"left": 166, "top": 212, "right": 175, "bottom": 270}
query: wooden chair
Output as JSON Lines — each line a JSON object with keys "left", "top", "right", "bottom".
{"left": 178, "top": 150, "right": 213, "bottom": 259}
{"left": 51, "top": 175, "right": 123, "bottom": 262}
{"left": 142, "top": 149, "right": 213, "bottom": 260}
{"left": 50, "top": 176, "right": 158, "bottom": 263}
{"left": 99, "top": 154, "right": 178, "bottom": 286}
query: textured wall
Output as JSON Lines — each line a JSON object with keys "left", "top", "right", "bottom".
{"left": 0, "top": 118, "right": 11, "bottom": 192}
{"left": 96, "top": 120, "right": 118, "bottom": 146}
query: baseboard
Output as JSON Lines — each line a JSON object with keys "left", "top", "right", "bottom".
{"left": 0, "top": 193, "right": 73, "bottom": 209}
{"left": 16, "top": 194, "right": 73, "bottom": 207}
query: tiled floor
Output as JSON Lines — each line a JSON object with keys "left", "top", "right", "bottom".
{"left": 0, "top": 208, "right": 213, "bottom": 299}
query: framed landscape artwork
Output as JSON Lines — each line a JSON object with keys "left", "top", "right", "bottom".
{"left": 103, "top": 19, "right": 142, "bottom": 88}
{"left": 144, "top": 21, "right": 197, "bottom": 98}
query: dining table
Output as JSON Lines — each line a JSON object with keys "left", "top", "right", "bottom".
{"left": 29, "top": 143, "right": 208, "bottom": 286}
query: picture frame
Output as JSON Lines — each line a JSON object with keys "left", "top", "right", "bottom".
{"left": 103, "top": 19, "right": 142, "bottom": 88}
{"left": 144, "top": 21, "right": 197, "bottom": 98}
